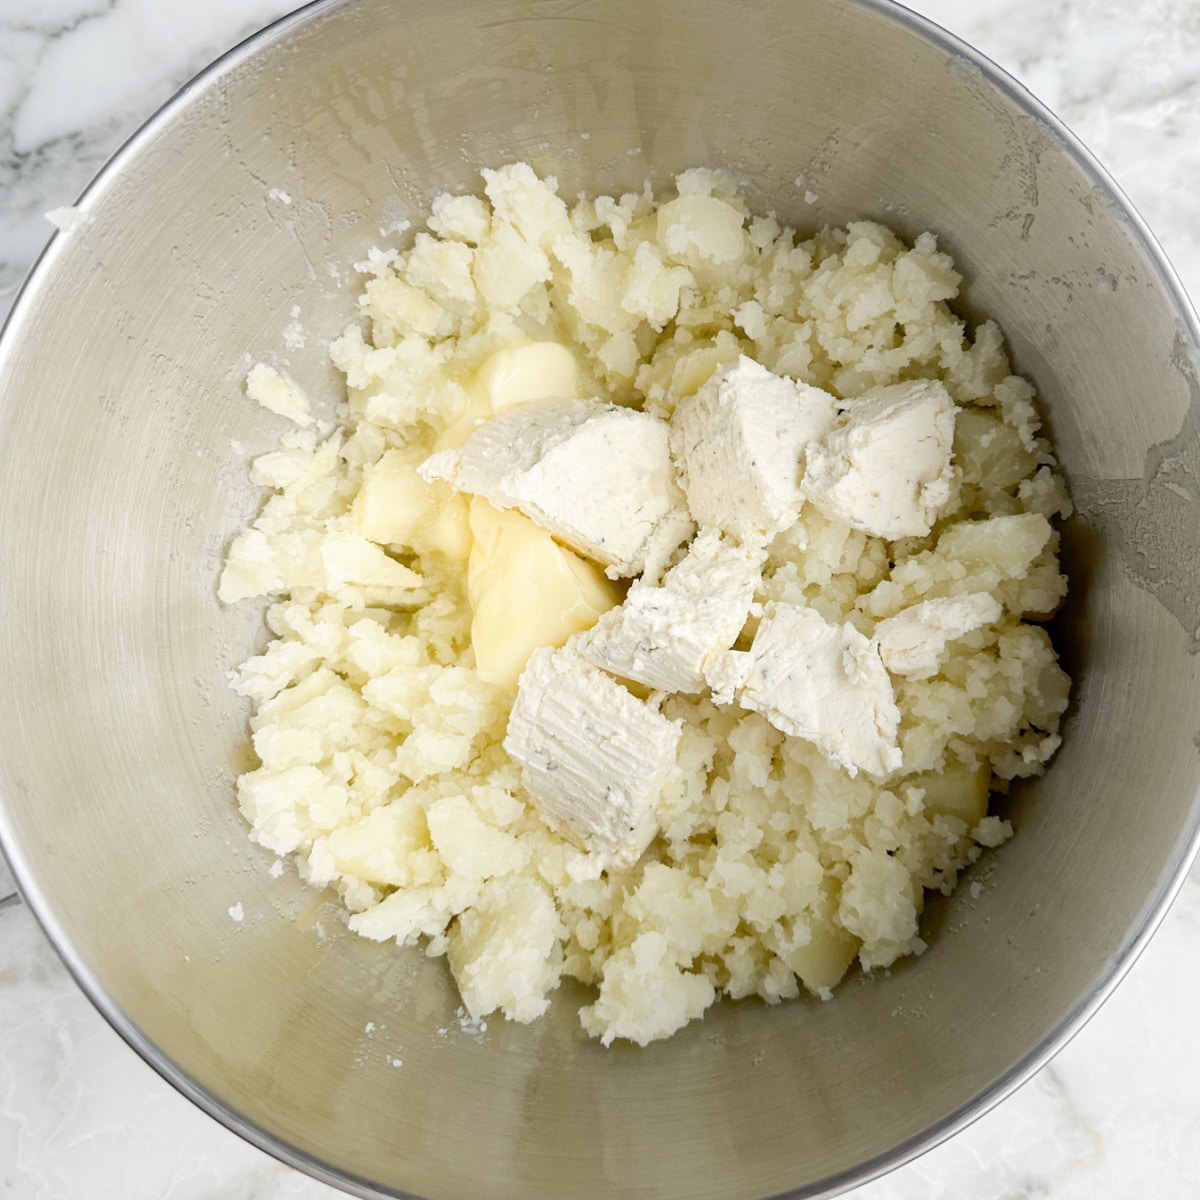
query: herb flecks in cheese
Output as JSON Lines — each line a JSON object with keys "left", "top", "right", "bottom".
{"left": 578, "top": 528, "right": 764, "bottom": 693}
{"left": 503, "top": 645, "right": 683, "bottom": 867}
{"left": 670, "top": 355, "right": 836, "bottom": 543}
{"left": 421, "top": 397, "right": 694, "bottom": 580}
{"left": 802, "top": 379, "right": 957, "bottom": 539}
{"left": 711, "top": 602, "right": 902, "bottom": 779}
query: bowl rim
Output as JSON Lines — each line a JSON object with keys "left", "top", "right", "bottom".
{"left": 2, "top": 0, "right": 1200, "bottom": 1197}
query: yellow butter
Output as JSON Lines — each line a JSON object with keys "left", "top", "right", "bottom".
{"left": 434, "top": 341, "right": 579, "bottom": 450}
{"left": 467, "top": 498, "right": 621, "bottom": 689}
{"left": 352, "top": 448, "right": 471, "bottom": 560}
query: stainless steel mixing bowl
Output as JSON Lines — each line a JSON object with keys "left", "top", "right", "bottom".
{"left": 2, "top": 1, "right": 1199, "bottom": 1196}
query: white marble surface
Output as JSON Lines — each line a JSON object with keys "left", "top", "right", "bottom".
{"left": 2, "top": 1, "right": 1200, "bottom": 1196}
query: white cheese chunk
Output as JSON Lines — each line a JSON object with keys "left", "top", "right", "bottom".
{"left": 801, "top": 379, "right": 956, "bottom": 539}
{"left": 709, "top": 602, "right": 901, "bottom": 779}
{"left": 875, "top": 591, "right": 1002, "bottom": 679}
{"left": 577, "top": 528, "right": 764, "bottom": 693}
{"left": 503, "top": 645, "right": 683, "bottom": 867}
{"left": 421, "top": 397, "right": 693, "bottom": 579}
{"left": 669, "top": 355, "right": 836, "bottom": 542}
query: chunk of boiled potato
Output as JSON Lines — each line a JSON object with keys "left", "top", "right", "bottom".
{"left": 426, "top": 793, "right": 527, "bottom": 880}
{"left": 448, "top": 876, "right": 564, "bottom": 1023}
{"left": 954, "top": 410, "right": 1037, "bottom": 490}
{"left": 670, "top": 339, "right": 745, "bottom": 399}
{"left": 935, "top": 512, "right": 1051, "bottom": 580}
{"left": 911, "top": 758, "right": 991, "bottom": 826}
{"left": 321, "top": 800, "right": 433, "bottom": 887}
{"left": 352, "top": 448, "right": 471, "bottom": 559}
{"left": 656, "top": 194, "right": 746, "bottom": 264}
{"left": 637, "top": 330, "right": 742, "bottom": 408}
{"left": 780, "top": 885, "right": 862, "bottom": 994}
{"left": 467, "top": 498, "right": 622, "bottom": 689}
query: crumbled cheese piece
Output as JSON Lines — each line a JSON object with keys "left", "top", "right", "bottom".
{"left": 246, "top": 363, "right": 315, "bottom": 427}
{"left": 503, "top": 645, "right": 683, "bottom": 866}
{"left": 670, "top": 355, "right": 836, "bottom": 542}
{"left": 703, "top": 649, "right": 753, "bottom": 709}
{"left": 710, "top": 602, "right": 901, "bottom": 778}
{"left": 875, "top": 592, "right": 1003, "bottom": 678}
{"left": 801, "top": 379, "right": 956, "bottom": 538}
{"left": 578, "top": 528, "right": 764, "bottom": 692}
{"left": 421, "top": 397, "right": 693, "bottom": 578}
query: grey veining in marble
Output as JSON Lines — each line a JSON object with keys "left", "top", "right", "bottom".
{"left": 0, "top": 0, "right": 300, "bottom": 309}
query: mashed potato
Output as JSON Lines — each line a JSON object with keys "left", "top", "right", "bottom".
{"left": 220, "top": 164, "right": 1071, "bottom": 1045}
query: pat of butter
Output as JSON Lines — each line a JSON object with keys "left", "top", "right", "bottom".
{"left": 467, "top": 498, "right": 621, "bottom": 689}
{"left": 434, "top": 341, "right": 579, "bottom": 451}
{"left": 353, "top": 448, "right": 471, "bottom": 560}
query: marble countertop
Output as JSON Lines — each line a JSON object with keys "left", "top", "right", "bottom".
{"left": 2, "top": 1, "right": 1199, "bottom": 1196}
